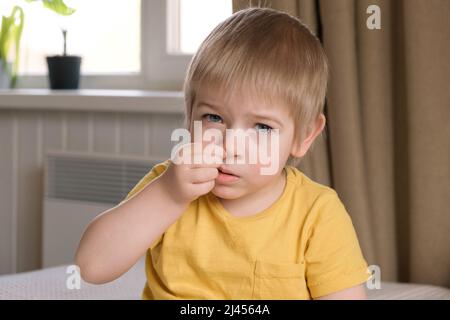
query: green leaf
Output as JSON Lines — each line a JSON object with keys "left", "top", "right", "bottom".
{"left": 10, "top": 7, "right": 25, "bottom": 87}
{"left": 0, "top": 6, "right": 24, "bottom": 88}
{"left": 25, "top": 0, "right": 76, "bottom": 16}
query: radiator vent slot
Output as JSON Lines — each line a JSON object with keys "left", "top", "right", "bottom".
{"left": 45, "top": 153, "right": 163, "bottom": 204}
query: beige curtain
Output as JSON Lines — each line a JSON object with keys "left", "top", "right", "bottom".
{"left": 233, "top": 0, "right": 450, "bottom": 287}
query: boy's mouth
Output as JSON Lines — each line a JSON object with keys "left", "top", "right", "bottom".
{"left": 216, "top": 166, "right": 240, "bottom": 184}
{"left": 218, "top": 166, "right": 238, "bottom": 176}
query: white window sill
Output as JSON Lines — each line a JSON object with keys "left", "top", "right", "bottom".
{"left": 0, "top": 89, "right": 184, "bottom": 114}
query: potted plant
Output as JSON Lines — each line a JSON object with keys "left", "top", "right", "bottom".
{"left": 0, "top": 6, "right": 25, "bottom": 88}
{"left": 0, "top": 1, "right": 77, "bottom": 89}
{"left": 46, "top": 27, "right": 82, "bottom": 89}
{"left": 26, "top": 0, "right": 80, "bottom": 89}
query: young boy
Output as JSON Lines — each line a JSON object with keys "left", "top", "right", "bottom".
{"left": 75, "top": 7, "right": 371, "bottom": 300}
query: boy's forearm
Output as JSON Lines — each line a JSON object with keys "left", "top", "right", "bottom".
{"left": 75, "top": 176, "right": 187, "bottom": 284}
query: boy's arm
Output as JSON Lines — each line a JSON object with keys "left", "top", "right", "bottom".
{"left": 314, "top": 284, "right": 368, "bottom": 300}
{"left": 74, "top": 175, "right": 187, "bottom": 284}
{"left": 304, "top": 191, "right": 371, "bottom": 299}
{"left": 75, "top": 143, "right": 223, "bottom": 285}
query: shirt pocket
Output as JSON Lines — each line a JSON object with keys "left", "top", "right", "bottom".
{"left": 252, "top": 260, "right": 310, "bottom": 300}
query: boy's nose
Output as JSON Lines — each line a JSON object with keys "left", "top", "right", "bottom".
{"left": 205, "top": 131, "right": 238, "bottom": 162}
{"left": 223, "top": 143, "right": 238, "bottom": 162}
{"left": 222, "top": 131, "right": 250, "bottom": 162}
{"left": 214, "top": 137, "right": 237, "bottom": 162}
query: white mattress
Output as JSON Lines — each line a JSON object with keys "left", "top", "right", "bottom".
{"left": 0, "top": 259, "right": 146, "bottom": 300}
{"left": 1, "top": 259, "right": 449, "bottom": 300}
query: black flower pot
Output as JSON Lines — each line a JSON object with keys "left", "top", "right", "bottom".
{"left": 46, "top": 55, "right": 82, "bottom": 89}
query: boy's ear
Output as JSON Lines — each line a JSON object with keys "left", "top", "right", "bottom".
{"left": 290, "top": 113, "right": 326, "bottom": 158}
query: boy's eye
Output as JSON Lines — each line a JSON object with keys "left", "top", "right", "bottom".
{"left": 255, "top": 123, "right": 273, "bottom": 132}
{"left": 203, "top": 114, "right": 223, "bottom": 123}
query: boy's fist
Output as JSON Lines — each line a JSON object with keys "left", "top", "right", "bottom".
{"left": 159, "top": 142, "right": 224, "bottom": 206}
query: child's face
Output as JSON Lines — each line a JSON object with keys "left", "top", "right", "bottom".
{"left": 190, "top": 84, "right": 298, "bottom": 200}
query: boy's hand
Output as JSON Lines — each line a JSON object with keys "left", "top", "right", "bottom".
{"left": 159, "top": 142, "right": 224, "bottom": 207}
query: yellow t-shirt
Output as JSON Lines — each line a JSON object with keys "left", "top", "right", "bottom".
{"left": 124, "top": 160, "right": 371, "bottom": 299}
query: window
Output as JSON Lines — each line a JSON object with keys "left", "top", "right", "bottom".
{"left": 0, "top": 0, "right": 233, "bottom": 89}
{"left": 0, "top": 0, "right": 140, "bottom": 75}
{"left": 168, "top": 0, "right": 233, "bottom": 54}
{"left": 144, "top": 0, "right": 233, "bottom": 90}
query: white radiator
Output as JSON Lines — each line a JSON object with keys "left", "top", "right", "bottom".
{"left": 42, "top": 151, "right": 164, "bottom": 268}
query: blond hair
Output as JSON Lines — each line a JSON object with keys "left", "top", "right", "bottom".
{"left": 183, "top": 7, "right": 329, "bottom": 164}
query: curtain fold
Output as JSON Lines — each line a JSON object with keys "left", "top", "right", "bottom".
{"left": 232, "top": 0, "right": 450, "bottom": 287}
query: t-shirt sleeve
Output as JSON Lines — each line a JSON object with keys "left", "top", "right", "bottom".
{"left": 304, "top": 191, "right": 371, "bottom": 299}
{"left": 120, "top": 159, "right": 171, "bottom": 250}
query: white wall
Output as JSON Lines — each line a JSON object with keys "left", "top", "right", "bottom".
{"left": 0, "top": 90, "right": 184, "bottom": 274}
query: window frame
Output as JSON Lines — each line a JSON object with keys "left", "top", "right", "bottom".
{"left": 142, "top": 0, "right": 192, "bottom": 90}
